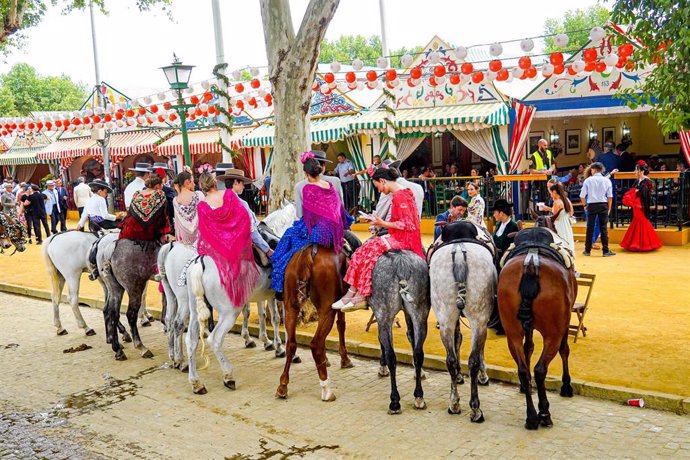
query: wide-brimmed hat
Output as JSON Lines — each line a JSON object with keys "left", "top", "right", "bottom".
{"left": 129, "top": 162, "right": 152, "bottom": 172}
{"left": 216, "top": 168, "right": 252, "bottom": 184}
{"left": 3, "top": 182, "right": 12, "bottom": 189}
{"left": 212, "top": 162, "right": 235, "bottom": 174}
{"left": 382, "top": 159, "right": 402, "bottom": 170}
{"left": 310, "top": 150, "right": 332, "bottom": 163}
{"left": 149, "top": 162, "right": 172, "bottom": 171}
{"left": 46, "top": 180, "right": 55, "bottom": 186}
{"left": 89, "top": 179, "right": 113, "bottom": 193}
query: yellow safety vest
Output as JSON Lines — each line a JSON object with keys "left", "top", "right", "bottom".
{"left": 531, "top": 149, "right": 553, "bottom": 170}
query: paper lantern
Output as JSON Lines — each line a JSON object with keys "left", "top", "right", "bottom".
{"left": 518, "top": 56, "right": 532, "bottom": 70}
{"left": 568, "top": 65, "right": 577, "bottom": 76}
{"left": 169, "top": 112, "right": 178, "bottom": 122}
{"left": 604, "top": 53, "right": 619, "bottom": 66}
{"left": 454, "top": 46, "right": 467, "bottom": 60}
{"left": 584, "top": 61, "right": 596, "bottom": 72}
{"left": 433, "top": 65, "right": 446, "bottom": 78}
{"left": 264, "top": 93, "right": 272, "bottom": 103}
{"left": 489, "top": 43, "right": 503, "bottom": 57}
{"left": 234, "top": 83, "right": 245, "bottom": 93}
{"left": 410, "top": 67, "right": 422, "bottom": 79}
{"left": 486, "top": 70, "right": 497, "bottom": 81}
{"left": 401, "top": 54, "right": 413, "bottom": 67}
{"left": 92, "top": 116, "right": 101, "bottom": 124}
{"left": 236, "top": 100, "right": 244, "bottom": 110}
{"left": 231, "top": 70, "right": 241, "bottom": 80}
{"left": 366, "top": 70, "right": 378, "bottom": 82}
{"left": 249, "top": 78, "right": 261, "bottom": 89}
{"left": 471, "top": 72, "right": 484, "bottom": 84}
{"left": 343, "top": 71, "right": 356, "bottom": 84}
{"left": 460, "top": 62, "right": 474, "bottom": 75}
{"left": 406, "top": 78, "right": 416, "bottom": 88}
{"left": 320, "top": 83, "right": 330, "bottom": 94}
{"left": 63, "top": 120, "right": 70, "bottom": 128}
{"left": 55, "top": 120, "right": 63, "bottom": 128}
{"left": 428, "top": 76, "right": 438, "bottom": 87}
{"left": 330, "top": 61, "right": 341, "bottom": 73}
{"left": 583, "top": 48, "right": 598, "bottom": 63}
{"left": 595, "top": 61, "right": 607, "bottom": 73}
{"left": 619, "top": 43, "right": 634, "bottom": 58}
{"left": 572, "top": 59, "right": 586, "bottom": 73}
{"left": 428, "top": 51, "right": 440, "bottom": 64}
{"left": 511, "top": 67, "right": 523, "bottom": 79}
{"left": 377, "top": 57, "right": 388, "bottom": 68}
{"left": 616, "top": 56, "right": 628, "bottom": 68}
{"left": 143, "top": 96, "right": 152, "bottom": 105}
{"left": 352, "top": 58, "right": 364, "bottom": 71}
{"left": 157, "top": 92, "right": 166, "bottom": 101}
{"left": 449, "top": 74, "right": 460, "bottom": 85}
{"left": 385, "top": 69, "right": 398, "bottom": 81}
{"left": 554, "top": 33, "right": 569, "bottom": 48}
{"left": 520, "top": 38, "right": 534, "bottom": 53}
{"left": 249, "top": 67, "right": 259, "bottom": 77}
{"left": 496, "top": 69, "right": 509, "bottom": 81}
{"left": 589, "top": 26, "right": 606, "bottom": 42}
{"left": 489, "top": 60, "right": 502, "bottom": 72}
{"left": 549, "top": 52, "right": 564, "bottom": 66}
{"left": 436, "top": 75, "right": 446, "bottom": 85}
{"left": 248, "top": 97, "right": 257, "bottom": 107}
{"left": 525, "top": 66, "right": 537, "bottom": 78}
{"left": 541, "top": 63, "right": 555, "bottom": 77}
{"left": 200, "top": 80, "right": 211, "bottom": 91}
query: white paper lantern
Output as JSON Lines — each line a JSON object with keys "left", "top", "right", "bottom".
{"left": 454, "top": 46, "right": 468, "bottom": 60}
{"left": 199, "top": 103, "right": 209, "bottom": 112}
{"left": 143, "top": 96, "right": 152, "bottom": 105}
{"left": 520, "top": 38, "right": 535, "bottom": 53}
{"left": 366, "top": 81, "right": 377, "bottom": 90}
{"left": 376, "top": 56, "right": 389, "bottom": 68}
{"left": 489, "top": 43, "right": 503, "bottom": 57}
{"left": 604, "top": 53, "right": 619, "bottom": 66}
{"left": 257, "top": 88, "right": 267, "bottom": 97}
{"left": 184, "top": 87, "right": 194, "bottom": 95}
{"left": 94, "top": 106, "right": 104, "bottom": 115}
{"left": 157, "top": 92, "right": 166, "bottom": 101}
{"left": 330, "top": 61, "right": 341, "bottom": 73}
{"left": 572, "top": 59, "right": 586, "bottom": 72}
{"left": 357, "top": 81, "right": 364, "bottom": 90}
{"left": 554, "top": 33, "right": 569, "bottom": 48}
{"left": 436, "top": 75, "right": 446, "bottom": 85}
{"left": 542, "top": 63, "right": 555, "bottom": 76}
{"left": 231, "top": 70, "right": 241, "bottom": 80}
{"left": 460, "top": 74, "right": 471, "bottom": 84}
{"left": 320, "top": 83, "right": 330, "bottom": 94}
{"left": 427, "top": 51, "right": 439, "bottom": 64}
{"left": 347, "top": 82, "right": 357, "bottom": 90}
{"left": 352, "top": 58, "right": 364, "bottom": 71}
{"left": 201, "top": 81, "right": 211, "bottom": 91}
{"left": 487, "top": 70, "right": 497, "bottom": 81}
{"left": 401, "top": 54, "right": 413, "bottom": 67}
{"left": 390, "top": 78, "right": 400, "bottom": 87}
{"left": 249, "top": 67, "right": 259, "bottom": 77}
{"left": 327, "top": 81, "right": 337, "bottom": 89}
{"left": 338, "top": 82, "right": 348, "bottom": 92}
{"left": 512, "top": 67, "right": 523, "bottom": 79}
{"left": 590, "top": 27, "right": 606, "bottom": 42}
{"left": 136, "top": 116, "right": 145, "bottom": 125}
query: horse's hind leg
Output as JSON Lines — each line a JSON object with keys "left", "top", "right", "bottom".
{"left": 276, "top": 299, "right": 298, "bottom": 399}
{"left": 269, "top": 300, "right": 285, "bottom": 357}
{"left": 468, "top": 320, "right": 488, "bottom": 423}
{"left": 241, "top": 304, "right": 256, "bottom": 348}
{"left": 336, "top": 310, "right": 352, "bottom": 368}
{"left": 257, "top": 301, "right": 272, "bottom": 350}
{"left": 139, "top": 289, "right": 152, "bottom": 327}
{"left": 454, "top": 319, "right": 464, "bottom": 384}
{"left": 310, "top": 308, "right": 337, "bottom": 402}
{"left": 51, "top": 275, "right": 67, "bottom": 335}
{"left": 378, "top": 341, "right": 389, "bottom": 377}
{"left": 105, "top": 284, "right": 127, "bottom": 361}
{"left": 535, "top": 336, "right": 562, "bottom": 427}
{"left": 66, "top": 277, "right": 94, "bottom": 336}
{"left": 506, "top": 334, "right": 539, "bottom": 430}
{"left": 185, "top": 296, "right": 206, "bottom": 394}
{"left": 410, "top": 311, "right": 428, "bottom": 411}
{"left": 559, "top": 332, "right": 573, "bottom": 397}
{"left": 377, "top": 315, "right": 400, "bottom": 414}
{"left": 439, "top": 314, "right": 461, "bottom": 414}
{"left": 209, "top": 308, "right": 242, "bottom": 390}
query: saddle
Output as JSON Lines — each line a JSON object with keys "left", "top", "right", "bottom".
{"left": 500, "top": 227, "right": 574, "bottom": 270}
{"left": 428, "top": 220, "right": 496, "bottom": 264}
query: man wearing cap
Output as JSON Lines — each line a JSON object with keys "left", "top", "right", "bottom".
{"left": 294, "top": 151, "right": 343, "bottom": 219}
{"left": 2, "top": 182, "right": 17, "bottom": 215}
{"left": 77, "top": 180, "right": 122, "bottom": 233}
{"left": 43, "top": 180, "right": 66, "bottom": 234}
{"left": 220, "top": 166, "right": 273, "bottom": 258}
{"left": 124, "top": 162, "right": 151, "bottom": 209}
{"left": 73, "top": 177, "right": 92, "bottom": 218}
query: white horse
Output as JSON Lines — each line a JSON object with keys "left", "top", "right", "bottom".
{"left": 429, "top": 221, "right": 497, "bottom": 423}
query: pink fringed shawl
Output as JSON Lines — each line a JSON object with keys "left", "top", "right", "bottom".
{"left": 302, "top": 183, "right": 347, "bottom": 252}
{"left": 197, "top": 190, "right": 259, "bottom": 307}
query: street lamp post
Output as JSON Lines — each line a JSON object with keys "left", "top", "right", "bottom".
{"left": 161, "top": 54, "right": 195, "bottom": 167}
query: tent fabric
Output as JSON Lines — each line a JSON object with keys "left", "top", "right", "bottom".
{"left": 157, "top": 127, "right": 254, "bottom": 157}
{"left": 508, "top": 101, "right": 537, "bottom": 173}
{"left": 0, "top": 147, "right": 45, "bottom": 165}
{"left": 680, "top": 130, "right": 690, "bottom": 168}
{"left": 108, "top": 130, "right": 169, "bottom": 161}
{"left": 242, "top": 116, "right": 355, "bottom": 148}
{"left": 349, "top": 103, "right": 509, "bottom": 134}
{"left": 396, "top": 136, "right": 426, "bottom": 163}
{"left": 451, "top": 127, "right": 508, "bottom": 172}
{"left": 36, "top": 137, "right": 98, "bottom": 161}
{"left": 532, "top": 104, "right": 650, "bottom": 119}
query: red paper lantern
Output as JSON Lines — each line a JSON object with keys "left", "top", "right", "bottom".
{"left": 345, "top": 71, "right": 356, "bottom": 83}
{"left": 248, "top": 97, "right": 257, "bottom": 107}
{"left": 169, "top": 113, "right": 178, "bottom": 121}
{"left": 73, "top": 119, "right": 81, "bottom": 126}
{"left": 595, "top": 61, "right": 607, "bottom": 72}
{"left": 126, "top": 109, "right": 135, "bottom": 117}
{"left": 163, "top": 102, "right": 172, "bottom": 110}
{"left": 386, "top": 81, "right": 395, "bottom": 89}
{"left": 518, "top": 56, "right": 532, "bottom": 70}
{"left": 323, "top": 73, "right": 335, "bottom": 84}
{"left": 36, "top": 122, "right": 43, "bottom": 129}
{"left": 104, "top": 114, "right": 112, "bottom": 122}
{"left": 82, "top": 117, "right": 91, "bottom": 125}
{"left": 45, "top": 122, "right": 52, "bottom": 130}
{"left": 496, "top": 69, "right": 509, "bottom": 81}
{"left": 115, "top": 112, "right": 123, "bottom": 120}
{"left": 460, "top": 62, "right": 474, "bottom": 75}
{"left": 91, "top": 116, "right": 100, "bottom": 124}
{"left": 63, "top": 120, "right": 70, "bottom": 128}
{"left": 433, "top": 65, "right": 446, "bottom": 78}
{"left": 312, "top": 81, "right": 319, "bottom": 91}
{"left": 250, "top": 78, "right": 261, "bottom": 89}
{"left": 567, "top": 65, "right": 577, "bottom": 75}
{"left": 28, "top": 122, "right": 35, "bottom": 130}
{"left": 385, "top": 69, "right": 397, "bottom": 81}
{"left": 472, "top": 72, "right": 484, "bottom": 84}
{"left": 195, "top": 108, "right": 203, "bottom": 116}
{"left": 584, "top": 61, "right": 596, "bottom": 72}
{"left": 190, "top": 95, "right": 200, "bottom": 105}
{"left": 234, "top": 83, "right": 245, "bottom": 93}
{"left": 616, "top": 56, "right": 628, "bottom": 68}
{"left": 449, "top": 74, "right": 460, "bottom": 85}
{"left": 553, "top": 64, "right": 565, "bottom": 75}
{"left": 428, "top": 76, "right": 438, "bottom": 86}
{"left": 489, "top": 60, "right": 502, "bottom": 72}
{"left": 150, "top": 105, "right": 158, "bottom": 113}
{"left": 619, "top": 43, "right": 634, "bottom": 58}
{"left": 137, "top": 107, "right": 146, "bottom": 115}
{"left": 264, "top": 93, "right": 273, "bottom": 103}
{"left": 18, "top": 123, "right": 25, "bottom": 130}
{"left": 625, "top": 60, "right": 635, "bottom": 71}
{"left": 583, "top": 48, "right": 598, "bottom": 62}
{"left": 55, "top": 120, "right": 63, "bottom": 128}
{"left": 549, "top": 52, "right": 564, "bottom": 66}
{"left": 407, "top": 78, "right": 416, "bottom": 87}
{"left": 525, "top": 66, "right": 537, "bottom": 78}
{"left": 366, "top": 70, "right": 378, "bottom": 82}
{"left": 410, "top": 67, "right": 422, "bottom": 80}
{"left": 204, "top": 92, "right": 213, "bottom": 102}
{"left": 158, "top": 115, "right": 165, "bottom": 123}
{"left": 236, "top": 100, "right": 245, "bottom": 110}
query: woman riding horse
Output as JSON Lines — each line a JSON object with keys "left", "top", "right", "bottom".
{"left": 333, "top": 164, "right": 424, "bottom": 311}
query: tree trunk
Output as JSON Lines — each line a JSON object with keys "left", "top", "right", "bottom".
{"left": 260, "top": 0, "right": 340, "bottom": 211}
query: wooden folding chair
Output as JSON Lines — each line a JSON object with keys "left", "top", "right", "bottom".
{"left": 570, "top": 273, "right": 595, "bottom": 342}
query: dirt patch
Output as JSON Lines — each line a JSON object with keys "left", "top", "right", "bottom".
{"left": 63, "top": 344, "right": 93, "bottom": 353}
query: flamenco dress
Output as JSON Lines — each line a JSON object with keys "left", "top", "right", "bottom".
{"left": 270, "top": 183, "right": 352, "bottom": 294}
{"left": 344, "top": 188, "right": 424, "bottom": 297}
{"left": 620, "top": 179, "right": 663, "bottom": 252}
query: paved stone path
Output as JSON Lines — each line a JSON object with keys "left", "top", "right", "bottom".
{"left": 1, "top": 292, "right": 689, "bottom": 459}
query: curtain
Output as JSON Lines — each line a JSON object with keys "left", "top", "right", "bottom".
{"left": 396, "top": 136, "right": 426, "bottom": 162}
{"left": 346, "top": 134, "right": 373, "bottom": 208}
{"left": 251, "top": 147, "right": 273, "bottom": 189}
{"left": 508, "top": 101, "right": 537, "bottom": 173}
{"left": 15, "top": 165, "right": 37, "bottom": 183}
{"left": 240, "top": 148, "right": 256, "bottom": 179}
{"left": 451, "top": 128, "right": 498, "bottom": 166}
{"left": 3, "top": 165, "right": 16, "bottom": 179}
{"left": 680, "top": 130, "right": 690, "bottom": 168}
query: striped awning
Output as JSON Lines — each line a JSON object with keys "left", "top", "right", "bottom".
{"left": 157, "top": 127, "right": 254, "bottom": 157}
{"left": 108, "top": 130, "right": 170, "bottom": 159}
{"left": 0, "top": 147, "right": 47, "bottom": 166}
{"left": 242, "top": 115, "right": 355, "bottom": 148}
{"left": 349, "top": 103, "right": 509, "bottom": 134}
{"left": 36, "top": 137, "right": 98, "bottom": 161}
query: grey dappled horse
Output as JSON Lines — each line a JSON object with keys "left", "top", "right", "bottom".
{"left": 369, "top": 250, "right": 430, "bottom": 414}
{"left": 429, "top": 239, "right": 496, "bottom": 423}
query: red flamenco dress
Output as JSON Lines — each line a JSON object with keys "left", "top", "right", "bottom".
{"left": 620, "top": 178, "right": 662, "bottom": 252}
{"left": 344, "top": 188, "right": 424, "bottom": 297}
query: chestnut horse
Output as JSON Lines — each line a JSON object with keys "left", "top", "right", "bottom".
{"left": 276, "top": 245, "right": 353, "bottom": 402}
{"left": 497, "top": 227, "right": 577, "bottom": 430}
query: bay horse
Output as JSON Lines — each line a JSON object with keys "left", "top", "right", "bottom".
{"left": 369, "top": 250, "right": 430, "bottom": 414}
{"left": 497, "top": 226, "right": 577, "bottom": 430}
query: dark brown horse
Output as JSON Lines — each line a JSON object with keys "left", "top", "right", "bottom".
{"left": 497, "top": 226, "right": 577, "bottom": 430}
{"left": 276, "top": 245, "right": 352, "bottom": 401}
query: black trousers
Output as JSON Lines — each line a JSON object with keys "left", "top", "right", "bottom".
{"left": 50, "top": 205, "right": 67, "bottom": 233}
{"left": 77, "top": 207, "right": 84, "bottom": 217}
{"left": 585, "top": 202, "right": 609, "bottom": 253}
{"left": 32, "top": 213, "right": 50, "bottom": 242}
{"left": 342, "top": 180, "right": 358, "bottom": 212}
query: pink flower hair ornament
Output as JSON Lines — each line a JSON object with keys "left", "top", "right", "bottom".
{"left": 300, "top": 151, "right": 315, "bottom": 164}
{"left": 197, "top": 163, "right": 213, "bottom": 174}
{"left": 367, "top": 162, "right": 389, "bottom": 178}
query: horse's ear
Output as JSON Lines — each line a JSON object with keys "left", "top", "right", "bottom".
{"left": 530, "top": 209, "right": 539, "bottom": 221}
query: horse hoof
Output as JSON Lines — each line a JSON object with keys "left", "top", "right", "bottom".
{"left": 172, "top": 362, "right": 180, "bottom": 369}
{"left": 141, "top": 321, "right": 151, "bottom": 328}
{"left": 560, "top": 385, "right": 574, "bottom": 398}
{"left": 414, "top": 398, "right": 427, "bottom": 410}
{"left": 115, "top": 350, "right": 127, "bottom": 361}
{"left": 275, "top": 386, "right": 288, "bottom": 399}
{"left": 122, "top": 334, "right": 132, "bottom": 343}
{"left": 85, "top": 328, "right": 96, "bottom": 336}
{"left": 264, "top": 343, "right": 274, "bottom": 351}
{"left": 387, "top": 406, "right": 402, "bottom": 415}
{"left": 193, "top": 383, "right": 207, "bottom": 395}
{"left": 478, "top": 376, "right": 490, "bottom": 386}
{"left": 471, "top": 410, "right": 485, "bottom": 423}
{"left": 141, "top": 349, "right": 154, "bottom": 359}
{"left": 245, "top": 340, "right": 257, "bottom": 349}
{"left": 224, "top": 379, "right": 236, "bottom": 391}
{"left": 292, "top": 356, "right": 302, "bottom": 364}
{"left": 57, "top": 329, "right": 68, "bottom": 336}
{"left": 275, "top": 349, "right": 286, "bottom": 358}
{"left": 378, "top": 366, "right": 389, "bottom": 378}
{"left": 524, "top": 418, "right": 540, "bottom": 430}
{"left": 448, "top": 403, "right": 461, "bottom": 415}
{"left": 456, "top": 375, "right": 465, "bottom": 385}
{"left": 180, "top": 364, "right": 189, "bottom": 373}
{"left": 340, "top": 359, "right": 354, "bottom": 369}
{"left": 539, "top": 414, "right": 553, "bottom": 427}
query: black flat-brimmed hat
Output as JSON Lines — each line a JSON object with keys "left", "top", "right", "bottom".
{"left": 216, "top": 168, "right": 253, "bottom": 184}
{"left": 310, "top": 150, "right": 332, "bottom": 163}
{"left": 149, "top": 162, "right": 172, "bottom": 171}
{"left": 212, "top": 162, "right": 235, "bottom": 174}
{"left": 129, "top": 162, "right": 153, "bottom": 172}
{"left": 382, "top": 159, "right": 402, "bottom": 170}
{"left": 89, "top": 179, "right": 113, "bottom": 193}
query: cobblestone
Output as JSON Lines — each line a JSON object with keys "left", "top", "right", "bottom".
{"left": 1, "top": 292, "right": 689, "bottom": 459}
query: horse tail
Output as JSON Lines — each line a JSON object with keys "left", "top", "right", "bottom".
{"left": 189, "top": 261, "right": 210, "bottom": 370}
{"left": 156, "top": 242, "right": 173, "bottom": 281}
{"left": 451, "top": 244, "right": 468, "bottom": 312}
{"left": 517, "top": 254, "right": 540, "bottom": 355}
{"left": 41, "top": 235, "right": 63, "bottom": 303}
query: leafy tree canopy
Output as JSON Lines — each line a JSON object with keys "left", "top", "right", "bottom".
{"left": 543, "top": 4, "right": 611, "bottom": 53}
{"left": 0, "top": 62, "right": 88, "bottom": 115}
{"left": 612, "top": 0, "right": 690, "bottom": 133}
{"left": 319, "top": 34, "right": 424, "bottom": 68}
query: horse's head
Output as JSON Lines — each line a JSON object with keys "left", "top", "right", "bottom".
{"left": 0, "top": 213, "right": 27, "bottom": 253}
{"left": 257, "top": 222, "right": 280, "bottom": 250}
{"left": 262, "top": 202, "right": 296, "bottom": 237}
{"left": 531, "top": 209, "right": 556, "bottom": 233}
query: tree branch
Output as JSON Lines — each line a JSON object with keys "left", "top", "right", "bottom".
{"left": 260, "top": 0, "right": 295, "bottom": 86}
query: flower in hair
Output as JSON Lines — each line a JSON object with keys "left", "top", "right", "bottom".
{"left": 637, "top": 160, "right": 647, "bottom": 167}
{"left": 197, "top": 163, "right": 213, "bottom": 174}
{"left": 300, "top": 151, "right": 315, "bottom": 164}
{"left": 367, "top": 164, "right": 377, "bottom": 178}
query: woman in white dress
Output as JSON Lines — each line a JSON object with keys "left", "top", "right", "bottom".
{"left": 542, "top": 182, "right": 575, "bottom": 252}
{"left": 466, "top": 182, "right": 487, "bottom": 228}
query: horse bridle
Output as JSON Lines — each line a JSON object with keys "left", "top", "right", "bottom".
{"left": 0, "top": 212, "right": 26, "bottom": 255}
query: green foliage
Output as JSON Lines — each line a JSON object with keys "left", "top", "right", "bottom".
{"left": 543, "top": 4, "right": 611, "bottom": 53}
{"left": 319, "top": 34, "right": 424, "bottom": 68}
{"left": 0, "top": 62, "right": 88, "bottom": 115}
{"left": 612, "top": 0, "right": 690, "bottom": 133}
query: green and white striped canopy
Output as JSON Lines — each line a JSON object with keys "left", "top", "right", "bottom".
{"left": 0, "top": 147, "right": 47, "bottom": 166}
{"left": 242, "top": 115, "right": 356, "bottom": 148}
{"left": 349, "top": 102, "right": 509, "bottom": 134}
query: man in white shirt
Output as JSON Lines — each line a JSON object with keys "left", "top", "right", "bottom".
{"left": 579, "top": 162, "right": 615, "bottom": 257}
{"left": 73, "top": 177, "right": 92, "bottom": 217}
{"left": 77, "top": 180, "right": 121, "bottom": 233}
{"left": 124, "top": 162, "right": 151, "bottom": 208}
{"left": 334, "top": 153, "right": 357, "bottom": 211}
{"left": 294, "top": 150, "right": 343, "bottom": 219}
